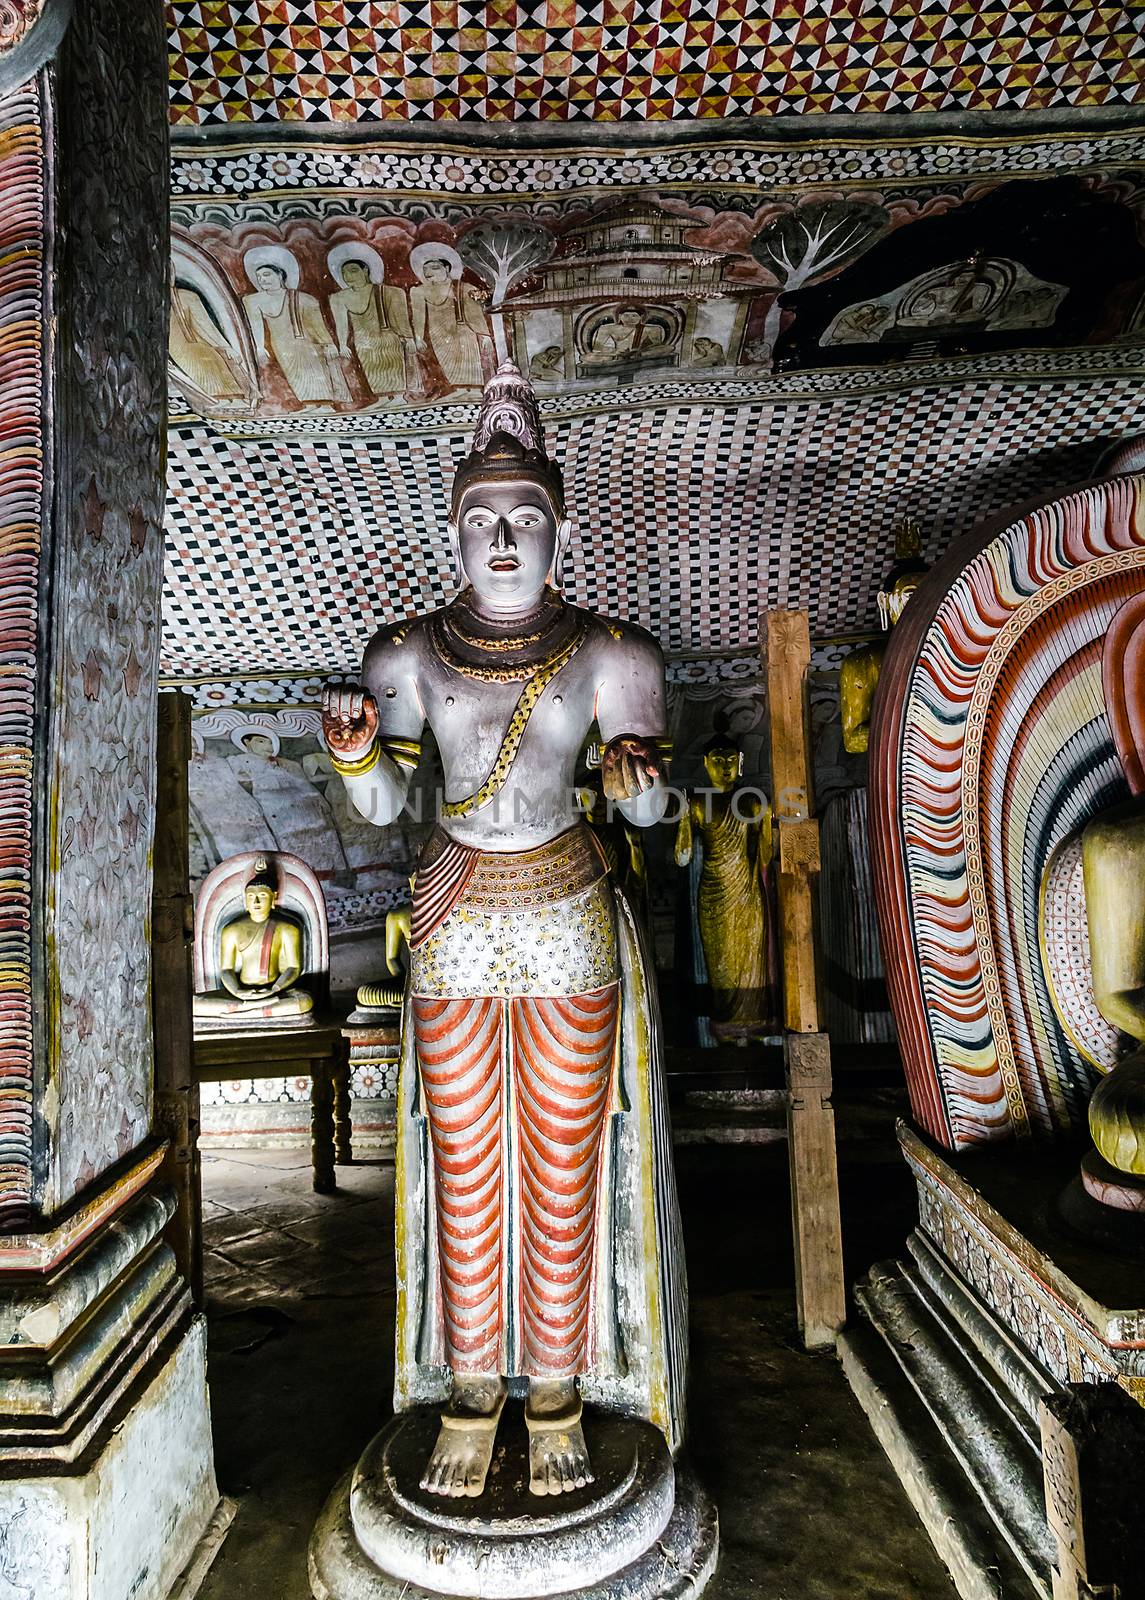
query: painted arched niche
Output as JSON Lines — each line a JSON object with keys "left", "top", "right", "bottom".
{"left": 170, "top": 231, "right": 259, "bottom": 415}
{"left": 870, "top": 472, "right": 1145, "bottom": 1150}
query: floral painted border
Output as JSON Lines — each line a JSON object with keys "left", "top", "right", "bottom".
{"left": 171, "top": 126, "right": 1145, "bottom": 202}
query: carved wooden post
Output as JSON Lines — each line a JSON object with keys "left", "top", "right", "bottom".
{"left": 152, "top": 691, "right": 203, "bottom": 1303}
{"left": 0, "top": 6, "right": 222, "bottom": 1593}
{"left": 763, "top": 609, "right": 846, "bottom": 1348}
{"left": 1040, "top": 1387, "right": 1145, "bottom": 1600}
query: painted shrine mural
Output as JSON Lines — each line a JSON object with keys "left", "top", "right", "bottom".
{"left": 169, "top": 173, "right": 1145, "bottom": 419}
{"left": 785, "top": 177, "right": 1145, "bottom": 370}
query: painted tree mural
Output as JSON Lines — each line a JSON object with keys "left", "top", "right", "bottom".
{"left": 457, "top": 219, "right": 555, "bottom": 307}
{"left": 751, "top": 200, "right": 889, "bottom": 369}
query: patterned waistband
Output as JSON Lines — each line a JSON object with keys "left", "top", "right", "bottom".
{"left": 411, "top": 824, "right": 608, "bottom": 946}
{"left": 464, "top": 825, "right": 608, "bottom": 910}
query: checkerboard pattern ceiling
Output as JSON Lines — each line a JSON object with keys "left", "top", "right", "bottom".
{"left": 166, "top": 1, "right": 1145, "bottom": 126}
{"left": 161, "top": 376, "right": 1145, "bottom": 678}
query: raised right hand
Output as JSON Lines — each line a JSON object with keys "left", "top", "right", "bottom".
{"left": 322, "top": 683, "right": 379, "bottom": 760}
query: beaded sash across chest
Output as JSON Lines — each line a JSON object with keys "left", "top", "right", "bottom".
{"left": 432, "top": 590, "right": 590, "bottom": 819}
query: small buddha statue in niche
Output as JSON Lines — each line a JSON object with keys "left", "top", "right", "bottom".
{"left": 675, "top": 717, "right": 775, "bottom": 1043}
{"left": 193, "top": 861, "right": 314, "bottom": 1021}
{"left": 354, "top": 904, "right": 412, "bottom": 1015}
{"left": 839, "top": 520, "right": 929, "bottom": 754}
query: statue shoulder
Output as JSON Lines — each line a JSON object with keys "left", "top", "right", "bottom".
{"left": 362, "top": 613, "right": 431, "bottom": 676}
{"left": 1084, "top": 797, "right": 1145, "bottom": 852}
{"left": 582, "top": 610, "right": 665, "bottom": 665}
{"left": 840, "top": 639, "right": 884, "bottom": 681}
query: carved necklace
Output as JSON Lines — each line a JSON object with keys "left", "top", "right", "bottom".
{"left": 448, "top": 586, "right": 564, "bottom": 648}
{"left": 433, "top": 589, "right": 582, "bottom": 683}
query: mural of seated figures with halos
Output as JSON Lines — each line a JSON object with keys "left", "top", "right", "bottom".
{"left": 307, "top": 363, "right": 717, "bottom": 1600}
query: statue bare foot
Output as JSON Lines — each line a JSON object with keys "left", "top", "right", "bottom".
{"left": 420, "top": 1376, "right": 507, "bottom": 1499}
{"left": 526, "top": 1377, "right": 593, "bottom": 1496}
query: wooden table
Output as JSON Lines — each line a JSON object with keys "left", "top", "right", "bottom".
{"left": 194, "top": 1020, "right": 352, "bottom": 1194}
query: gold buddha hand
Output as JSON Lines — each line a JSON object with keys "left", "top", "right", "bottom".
{"left": 1089, "top": 1051, "right": 1145, "bottom": 1175}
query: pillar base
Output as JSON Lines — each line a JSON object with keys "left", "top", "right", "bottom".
{"left": 0, "top": 1313, "right": 222, "bottom": 1600}
{"left": 309, "top": 1409, "right": 718, "bottom": 1600}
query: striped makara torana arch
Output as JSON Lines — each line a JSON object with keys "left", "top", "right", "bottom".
{"left": 869, "top": 472, "right": 1145, "bottom": 1152}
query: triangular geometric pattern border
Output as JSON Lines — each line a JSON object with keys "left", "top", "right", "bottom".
{"left": 167, "top": 1, "right": 1145, "bottom": 126}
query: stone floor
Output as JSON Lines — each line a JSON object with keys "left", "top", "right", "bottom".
{"left": 196, "top": 1121, "right": 959, "bottom": 1600}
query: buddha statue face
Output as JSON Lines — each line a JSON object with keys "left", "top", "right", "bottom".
{"left": 703, "top": 745, "right": 741, "bottom": 794}
{"left": 244, "top": 882, "right": 277, "bottom": 923}
{"left": 453, "top": 480, "right": 568, "bottom": 611}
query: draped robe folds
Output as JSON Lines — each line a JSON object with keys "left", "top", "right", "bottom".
{"left": 394, "top": 876, "right": 689, "bottom": 1455}
{"left": 333, "top": 282, "right": 413, "bottom": 396}
{"left": 244, "top": 288, "right": 352, "bottom": 405}
{"left": 694, "top": 803, "right": 771, "bottom": 1039}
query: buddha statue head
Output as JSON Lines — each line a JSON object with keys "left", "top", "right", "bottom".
{"left": 448, "top": 362, "right": 570, "bottom": 611}
{"left": 702, "top": 716, "right": 745, "bottom": 795}
{"left": 243, "top": 861, "right": 279, "bottom": 924}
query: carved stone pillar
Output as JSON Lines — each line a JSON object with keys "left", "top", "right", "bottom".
{"left": 0, "top": 4, "right": 222, "bottom": 1595}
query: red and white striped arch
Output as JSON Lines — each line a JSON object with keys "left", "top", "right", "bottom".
{"left": 870, "top": 474, "right": 1145, "bottom": 1150}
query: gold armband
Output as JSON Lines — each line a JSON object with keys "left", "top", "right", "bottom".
{"left": 330, "top": 742, "right": 381, "bottom": 778}
{"left": 379, "top": 736, "right": 423, "bottom": 772}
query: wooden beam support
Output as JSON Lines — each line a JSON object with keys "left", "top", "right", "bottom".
{"left": 763, "top": 608, "right": 846, "bottom": 1348}
{"left": 785, "top": 1033, "right": 846, "bottom": 1348}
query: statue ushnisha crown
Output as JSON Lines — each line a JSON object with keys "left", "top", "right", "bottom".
{"left": 451, "top": 360, "right": 565, "bottom": 516}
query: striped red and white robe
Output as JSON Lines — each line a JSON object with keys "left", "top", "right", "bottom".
{"left": 395, "top": 825, "right": 688, "bottom": 1452}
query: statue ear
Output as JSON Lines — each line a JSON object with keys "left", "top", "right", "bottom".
{"left": 553, "top": 516, "right": 572, "bottom": 590}
{"left": 447, "top": 517, "right": 464, "bottom": 587}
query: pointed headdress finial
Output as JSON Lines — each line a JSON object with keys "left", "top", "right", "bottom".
{"left": 451, "top": 361, "right": 564, "bottom": 516}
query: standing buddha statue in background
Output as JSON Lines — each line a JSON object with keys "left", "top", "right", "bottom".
{"left": 321, "top": 362, "right": 687, "bottom": 1502}
{"left": 675, "top": 718, "right": 775, "bottom": 1043}
{"left": 839, "top": 519, "right": 929, "bottom": 754}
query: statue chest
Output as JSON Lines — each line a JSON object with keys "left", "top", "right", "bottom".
{"left": 421, "top": 654, "right": 598, "bottom": 791}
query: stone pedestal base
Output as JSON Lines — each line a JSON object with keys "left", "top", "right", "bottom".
{"left": 0, "top": 1313, "right": 222, "bottom": 1600}
{"left": 842, "top": 1123, "right": 1145, "bottom": 1600}
{"left": 309, "top": 1409, "right": 718, "bottom": 1600}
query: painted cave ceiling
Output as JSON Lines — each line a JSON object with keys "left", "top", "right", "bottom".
{"left": 160, "top": 3, "right": 1145, "bottom": 683}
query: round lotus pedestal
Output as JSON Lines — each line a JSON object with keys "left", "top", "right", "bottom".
{"left": 1081, "top": 1147, "right": 1145, "bottom": 1213}
{"left": 309, "top": 1407, "right": 718, "bottom": 1600}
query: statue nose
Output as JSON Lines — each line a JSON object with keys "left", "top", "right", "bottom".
{"left": 492, "top": 518, "right": 515, "bottom": 550}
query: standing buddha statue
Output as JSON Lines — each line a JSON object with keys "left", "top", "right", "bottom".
{"left": 839, "top": 519, "right": 929, "bottom": 754}
{"left": 1080, "top": 590, "right": 1145, "bottom": 1195}
{"left": 675, "top": 718, "right": 775, "bottom": 1043}
{"left": 321, "top": 362, "right": 686, "bottom": 1501}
